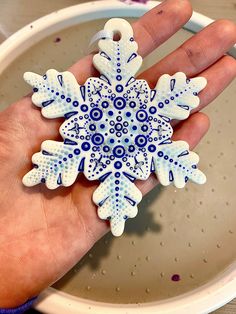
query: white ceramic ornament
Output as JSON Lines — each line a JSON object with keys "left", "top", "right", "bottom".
{"left": 23, "top": 18, "right": 207, "bottom": 236}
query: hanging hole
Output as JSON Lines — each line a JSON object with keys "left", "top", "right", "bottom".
{"left": 113, "top": 31, "right": 122, "bottom": 41}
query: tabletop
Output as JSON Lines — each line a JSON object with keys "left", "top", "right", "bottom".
{"left": 0, "top": 0, "right": 235, "bottom": 313}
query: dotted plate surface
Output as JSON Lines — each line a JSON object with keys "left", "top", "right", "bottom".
{"left": 0, "top": 18, "right": 235, "bottom": 303}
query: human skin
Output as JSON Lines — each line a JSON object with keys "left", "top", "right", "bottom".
{"left": 0, "top": 0, "right": 236, "bottom": 307}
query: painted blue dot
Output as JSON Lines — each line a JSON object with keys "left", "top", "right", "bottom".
{"left": 115, "top": 123, "right": 123, "bottom": 131}
{"left": 101, "top": 101, "right": 109, "bottom": 108}
{"left": 116, "top": 75, "right": 122, "bottom": 81}
{"left": 89, "top": 124, "right": 96, "bottom": 131}
{"left": 114, "top": 161, "right": 122, "bottom": 169}
{"left": 81, "top": 142, "right": 91, "bottom": 151}
{"left": 128, "top": 145, "right": 135, "bottom": 152}
{"left": 116, "top": 85, "right": 124, "bottom": 93}
{"left": 110, "top": 138, "right": 115, "bottom": 144}
{"left": 33, "top": 88, "right": 38, "bottom": 92}
{"left": 164, "top": 155, "right": 169, "bottom": 160}
{"left": 126, "top": 112, "right": 131, "bottom": 117}
{"left": 149, "top": 106, "right": 157, "bottom": 114}
{"left": 61, "top": 95, "right": 65, "bottom": 99}
{"left": 68, "top": 154, "right": 73, "bottom": 158}
{"left": 100, "top": 124, "right": 105, "bottom": 129}
{"left": 115, "top": 180, "right": 120, "bottom": 185}
{"left": 56, "top": 92, "right": 59, "bottom": 96}
{"left": 73, "top": 100, "right": 79, "bottom": 107}
{"left": 129, "top": 101, "right": 136, "bottom": 108}
{"left": 115, "top": 172, "right": 120, "bottom": 177}
{"left": 165, "top": 99, "right": 169, "bottom": 104}
{"left": 63, "top": 157, "right": 67, "bottom": 161}
{"left": 141, "top": 125, "right": 148, "bottom": 132}
{"left": 158, "top": 102, "right": 164, "bottom": 108}
{"left": 108, "top": 110, "right": 113, "bottom": 116}
{"left": 125, "top": 138, "right": 129, "bottom": 143}
{"left": 80, "top": 104, "right": 88, "bottom": 112}
{"left": 158, "top": 151, "right": 163, "bottom": 157}
{"left": 115, "top": 187, "right": 119, "bottom": 191}
{"left": 117, "top": 69, "right": 121, "bottom": 73}
{"left": 103, "top": 146, "right": 110, "bottom": 152}
{"left": 74, "top": 149, "right": 80, "bottom": 155}
{"left": 170, "top": 96, "right": 174, "bottom": 100}
{"left": 66, "top": 98, "right": 71, "bottom": 103}
{"left": 41, "top": 178, "right": 46, "bottom": 183}
{"left": 132, "top": 126, "right": 137, "bottom": 131}
{"left": 148, "top": 144, "right": 156, "bottom": 152}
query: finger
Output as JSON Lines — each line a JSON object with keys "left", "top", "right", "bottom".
{"left": 170, "top": 55, "right": 236, "bottom": 128}
{"left": 193, "top": 55, "right": 236, "bottom": 112}
{"left": 132, "top": 0, "right": 192, "bottom": 57}
{"left": 2, "top": 0, "right": 192, "bottom": 138}
{"left": 139, "top": 19, "right": 236, "bottom": 87}
{"left": 137, "top": 112, "right": 210, "bottom": 195}
{"left": 69, "top": 0, "right": 192, "bottom": 84}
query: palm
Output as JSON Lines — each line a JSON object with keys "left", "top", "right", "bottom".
{"left": 0, "top": 103, "right": 108, "bottom": 304}
{"left": 0, "top": 0, "right": 235, "bottom": 307}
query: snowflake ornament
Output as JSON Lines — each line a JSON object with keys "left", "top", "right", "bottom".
{"left": 23, "top": 18, "right": 207, "bottom": 236}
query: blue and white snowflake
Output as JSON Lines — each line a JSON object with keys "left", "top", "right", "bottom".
{"left": 23, "top": 18, "right": 207, "bottom": 236}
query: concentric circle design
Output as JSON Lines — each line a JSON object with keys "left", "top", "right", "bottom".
{"left": 113, "top": 145, "right": 126, "bottom": 158}
{"left": 91, "top": 133, "right": 104, "bottom": 145}
{"left": 114, "top": 97, "right": 126, "bottom": 110}
{"left": 90, "top": 108, "right": 103, "bottom": 121}
{"left": 136, "top": 110, "right": 148, "bottom": 122}
{"left": 69, "top": 85, "right": 174, "bottom": 163}
{"left": 135, "top": 135, "right": 148, "bottom": 147}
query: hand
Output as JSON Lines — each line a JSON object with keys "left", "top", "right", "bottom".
{"left": 0, "top": 0, "right": 235, "bottom": 307}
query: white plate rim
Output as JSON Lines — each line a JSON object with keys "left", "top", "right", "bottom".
{"left": 0, "top": 1, "right": 235, "bottom": 313}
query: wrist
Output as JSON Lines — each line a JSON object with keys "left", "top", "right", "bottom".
{"left": 0, "top": 297, "right": 37, "bottom": 313}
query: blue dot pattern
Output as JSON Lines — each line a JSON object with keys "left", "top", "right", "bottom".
{"left": 23, "top": 18, "right": 207, "bottom": 236}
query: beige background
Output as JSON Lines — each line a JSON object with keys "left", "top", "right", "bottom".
{"left": 0, "top": 1, "right": 235, "bottom": 313}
